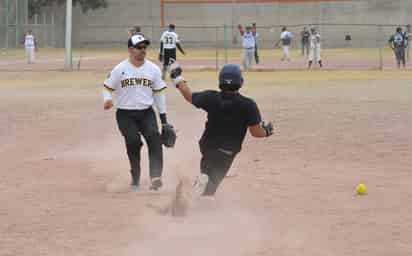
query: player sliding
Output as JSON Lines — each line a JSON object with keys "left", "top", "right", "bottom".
{"left": 170, "top": 63, "right": 274, "bottom": 196}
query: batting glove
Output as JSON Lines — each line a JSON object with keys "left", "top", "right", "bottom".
{"left": 261, "top": 121, "right": 274, "bottom": 137}
{"left": 170, "top": 65, "right": 185, "bottom": 87}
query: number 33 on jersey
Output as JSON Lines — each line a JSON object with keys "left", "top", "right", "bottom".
{"left": 160, "top": 31, "right": 179, "bottom": 49}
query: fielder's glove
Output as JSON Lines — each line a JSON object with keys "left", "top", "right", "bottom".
{"left": 170, "top": 63, "right": 185, "bottom": 87}
{"left": 161, "top": 123, "right": 177, "bottom": 147}
{"left": 158, "top": 53, "right": 163, "bottom": 62}
{"left": 261, "top": 121, "right": 274, "bottom": 137}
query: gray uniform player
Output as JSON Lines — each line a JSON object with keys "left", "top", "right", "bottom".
{"left": 276, "top": 26, "right": 293, "bottom": 61}
{"left": 238, "top": 24, "right": 256, "bottom": 71}
{"left": 388, "top": 27, "right": 408, "bottom": 69}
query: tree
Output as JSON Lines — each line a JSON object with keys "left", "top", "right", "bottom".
{"left": 29, "top": 0, "right": 108, "bottom": 18}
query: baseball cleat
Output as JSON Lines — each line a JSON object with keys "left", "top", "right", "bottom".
{"left": 150, "top": 177, "right": 163, "bottom": 191}
{"left": 130, "top": 184, "right": 140, "bottom": 192}
{"left": 193, "top": 174, "right": 209, "bottom": 197}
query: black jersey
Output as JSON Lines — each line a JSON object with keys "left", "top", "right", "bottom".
{"left": 192, "top": 90, "right": 261, "bottom": 153}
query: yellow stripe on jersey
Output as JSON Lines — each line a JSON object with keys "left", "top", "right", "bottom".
{"left": 153, "top": 86, "right": 167, "bottom": 93}
{"left": 104, "top": 84, "right": 115, "bottom": 92}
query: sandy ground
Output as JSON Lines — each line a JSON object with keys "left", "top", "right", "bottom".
{"left": 1, "top": 71, "right": 412, "bottom": 256}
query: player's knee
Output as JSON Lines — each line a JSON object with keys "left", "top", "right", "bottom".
{"left": 146, "top": 130, "right": 162, "bottom": 145}
{"left": 125, "top": 135, "right": 142, "bottom": 148}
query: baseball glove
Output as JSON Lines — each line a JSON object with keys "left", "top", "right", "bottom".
{"left": 158, "top": 53, "right": 163, "bottom": 62}
{"left": 161, "top": 123, "right": 177, "bottom": 147}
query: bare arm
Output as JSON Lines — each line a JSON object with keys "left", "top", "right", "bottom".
{"left": 177, "top": 43, "right": 185, "bottom": 55}
{"left": 238, "top": 24, "right": 244, "bottom": 35}
{"left": 249, "top": 122, "right": 274, "bottom": 138}
{"left": 102, "top": 86, "right": 114, "bottom": 110}
{"left": 175, "top": 81, "right": 192, "bottom": 104}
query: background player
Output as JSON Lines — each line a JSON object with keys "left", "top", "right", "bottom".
{"left": 102, "top": 34, "right": 172, "bottom": 191}
{"left": 170, "top": 63, "right": 274, "bottom": 196}
{"left": 159, "top": 24, "right": 185, "bottom": 79}
{"left": 301, "top": 27, "right": 310, "bottom": 56}
{"left": 252, "top": 23, "right": 260, "bottom": 64}
{"left": 127, "top": 25, "right": 141, "bottom": 38}
{"left": 388, "top": 26, "right": 408, "bottom": 69}
{"left": 275, "top": 26, "right": 293, "bottom": 61}
{"left": 23, "top": 29, "right": 37, "bottom": 64}
{"left": 308, "top": 27, "right": 322, "bottom": 68}
{"left": 238, "top": 24, "right": 256, "bottom": 71}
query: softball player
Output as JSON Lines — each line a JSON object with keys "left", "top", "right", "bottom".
{"left": 127, "top": 25, "right": 141, "bottom": 38}
{"left": 308, "top": 27, "right": 323, "bottom": 68}
{"left": 389, "top": 27, "right": 408, "bottom": 69}
{"left": 159, "top": 24, "right": 185, "bottom": 79}
{"left": 170, "top": 64, "right": 274, "bottom": 196}
{"left": 23, "top": 29, "right": 37, "bottom": 64}
{"left": 301, "top": 27, "right": 310, "bottom": 56}
{"left": 276, "top": 26, "right": 293, "bottom": 61}
{"left": 103, "top": 34, "right": 171, "bottom": 191}
{"left": 238, "top": 24, "right": 256, "bottom": 70}
{"left": 252, "top": 23, "right": 260, "bottom": 64}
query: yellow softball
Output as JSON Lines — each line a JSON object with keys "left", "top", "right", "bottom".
{"left": 356, "top": 183, "right": 367, "bottom": 195}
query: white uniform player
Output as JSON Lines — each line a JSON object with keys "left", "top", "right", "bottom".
{"left": 238, "top": 25, "right": 256, "bottom": 71}
{"left": 103, "top": 34, "right": 172, "bottom": 191}
{"left": 24, "top": 30, "right": 36, "bottom": 64}
{"left": 104, "top": 59, "right": 166, "bottom": 110}
{"left": 278, "top": 27, "right": 293, "bottom": 61}
{"left": 160, "top": 30, "right": 179, "bottom": 50}
{"left": 159, "top": 24, "right": 185, "bottom": 79}
{"left": 308, "top": 27, "right": 323, "bottom": 68}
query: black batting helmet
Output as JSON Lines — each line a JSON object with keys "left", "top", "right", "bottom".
{"left": 219, "top": 64, "right": 243, "bottom": 91}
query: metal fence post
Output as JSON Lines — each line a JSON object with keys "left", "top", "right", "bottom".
{"left": 5, "top": 0, "right": 9, "bottom": 49}
{"left": 378, "top": 25, "right": 383, "bottom": 71}
{"left": 15, "top": 0, "right": 18, "bottom": 48}
{"left": 224, "top": 24, "right": 228, "bottom": 64}
{"left": 215, "top": 26, "right": 218, "bottom": 70}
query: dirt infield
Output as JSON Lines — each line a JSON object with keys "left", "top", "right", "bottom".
{"left": 1, "top": 70, "right": 412, "bottom": 256}
{"left": 1, "top": 48, "right": 411, "bottom": 72}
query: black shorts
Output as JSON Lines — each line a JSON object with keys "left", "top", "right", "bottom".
{"left": 163, "top": 48, "right": 176, "bottom": 66}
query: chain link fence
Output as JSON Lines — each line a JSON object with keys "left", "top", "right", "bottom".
{"left": 1, "top": 22, "right": 412, "bottom": 71}
{"left": 72, "top": 24, "right": 412, "bottom": 49}
{"left": 0, "top": 0, "right": 64, "bottom": 49}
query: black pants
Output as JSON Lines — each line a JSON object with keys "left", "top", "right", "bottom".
{"left": 200, "top": 146, "right": 236, "bottom": 196}
{"left": 161, "top": 48, "right": 177, "bottom": 79}
{"left": 302, "top": 41, "right": 309, "bottom": 56}
{"left": 116, "top": 108, "right": 163, "bottom": 185}
{"left": 162, "top": 48, "right": 177, "bottom": 66}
